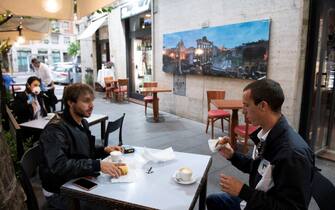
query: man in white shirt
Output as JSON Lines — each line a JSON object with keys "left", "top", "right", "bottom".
{"left": 31, "top": 58, "right": 57, "bottom": 112}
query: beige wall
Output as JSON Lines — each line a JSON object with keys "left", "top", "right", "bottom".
{"left": 153, "top": 0, "right": 309, "bottom": 129}
{"left": 108, "top": 0, "right": 309, "bottom": 130}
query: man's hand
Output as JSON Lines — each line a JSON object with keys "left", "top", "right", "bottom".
{"left": 104, "top": 146, "right": 124, "bottom": 154}
{"left": 217, "top": 136, "right": 234, "bottom": 159}
{"left": 220, "top": 174, "right": 244, "bottom": 197}
{"left": 100, "top": 162, "right": 125, "bottom": 178}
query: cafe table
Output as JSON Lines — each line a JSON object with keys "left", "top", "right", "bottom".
{"left": 19, "top": 113, "right": 108, "bottom": 139}
{"left": 61, "top": 147, "right": 212, "bottom": 210}
{"left": 211, "top": 99, "right": 243, "bottom": 149}
{"left": 139, "top": 87, "right": 172, "bottom": 122}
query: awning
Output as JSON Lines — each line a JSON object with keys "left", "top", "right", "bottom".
{"left": 0, "top": 0, "right": 117, "bottom": 20}
{"left": 77, "top": 15, "right": 107, "bottom": 40}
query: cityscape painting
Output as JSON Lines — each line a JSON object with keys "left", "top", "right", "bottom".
{"left": 162, "top": 19, "right": 270, "bottom": 80}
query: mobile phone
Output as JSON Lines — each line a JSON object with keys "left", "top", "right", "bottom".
{"left": 122, "top": 145, "right": 135, "bottom": 154}
{"left": 72, "top": 178, "right": 97, "bottom": 191}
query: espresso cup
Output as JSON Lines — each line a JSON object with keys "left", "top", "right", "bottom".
{"left": 110, "top": 151, "right": 122, "bottom": 162}
{"left": 176, "top": 167, "right": 193, "bottom": 182}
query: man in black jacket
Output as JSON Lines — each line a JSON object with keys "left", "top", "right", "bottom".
{"left": 39, "top": 83, "right": 124, "bottom": 209}
{"left": 206, "top": 79, "right": 314, "bottom": 210}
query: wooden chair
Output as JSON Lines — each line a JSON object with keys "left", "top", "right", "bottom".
{"left": 143, "top": 82, "right": 158, "bottom": 115}
{"left": 5, "top": 105, "right": 24, "bottom": 159}
{"left": 233, "top": 115, "right": 259, "bottom": 154}
{"left": 113, "top": 79, "right": 129, "bottom": 102}
{"left": 206, "top": 91, "right": 231, "bottom": 139}
{"left": 104, "top": 76, "right": 114, "bottom": 100}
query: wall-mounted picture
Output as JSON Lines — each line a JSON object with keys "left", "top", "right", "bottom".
{"left": 163, "top": 19, "right": 270, "bottom": 80}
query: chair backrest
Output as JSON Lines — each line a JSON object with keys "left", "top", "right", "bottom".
{"left": 19, "top": 145, "right": 41, "bottom": 210}
{"left": 143, "top": 82, "right": 158, "bottom": 96}
{"left": 60, "top": 85, "right": 68, "bottom": 112}
{"left": 104, "top": 113, "right": 125, "bottom": 147}
{"left": 207, "top": 90, "right": 226, "bottom": 111}
{"left": 6, "top": 105, "right": 20, "bottom": 134}
{"left": 143, "top": 82, "right": 158, "bottom": 88}
{"left": 312, "top": 170, "right": 335, "bottom": 210}
{"left": 104, "top": 76, "right": 114, "bottom": 87}
{"left": 118, "top": 79, "right": 129, "bottom": 87}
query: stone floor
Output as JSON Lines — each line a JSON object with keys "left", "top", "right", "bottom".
{"left": 11, "top": 73, "right": 335, "bottom": 209}
{"left": 86, "top": 93, "right": 335, "bottom": 210}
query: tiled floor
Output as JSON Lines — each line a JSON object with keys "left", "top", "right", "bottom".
{"left": 87, "top": 93, "right": 335, "bottom": 210}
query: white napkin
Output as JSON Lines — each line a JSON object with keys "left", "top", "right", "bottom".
{"left": 208, "top": 139, "right": 220, "bottom": 152}
{"left": 208, "top": 138, "right": 226, "bottom": 153}
{"left": 141, "top": 147, "right": 176, "bottom": 163}
{"left": 111, "top": 161, "right": 137, "bottom": 183}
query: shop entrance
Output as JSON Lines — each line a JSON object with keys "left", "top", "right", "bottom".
{"left": 300, "top": 0, "right": 335, "bottom": 161}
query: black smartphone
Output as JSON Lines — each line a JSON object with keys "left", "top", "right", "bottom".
{"left": 122, "top": 145, "right": 135, "bottom": 154}
{"left": 72, "top": 178, "right": 97, "bottom": 191}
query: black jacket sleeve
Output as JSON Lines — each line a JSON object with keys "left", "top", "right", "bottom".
{"left": 40, "top": 124, "right": 101, "bottom": 180}
{"left": 239, "top": 153, "right": 312, "bottom": 210}
{"left": 230, "top": 152, "right": 255, "bottom": 174}
{"left": 13, "top": 92, "right": 34, "bottom": 123}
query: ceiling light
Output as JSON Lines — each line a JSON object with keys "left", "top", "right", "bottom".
{"left": 43, "top": 0, "right": 62, "bottom": 13}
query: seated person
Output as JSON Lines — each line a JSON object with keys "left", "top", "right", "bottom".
{"left": 13, "top": 76, "right": 47, "bottom": 124}
{"left": 1, "top": 68, "right": 15, "bottom": 91}
{"left": 39, "top": 83, "right": 124, "bottom": 209}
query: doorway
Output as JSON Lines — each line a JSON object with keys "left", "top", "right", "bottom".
{"left": 300, "top": 0, "right": 335, "bottom": 161}
{"left": 125, "top": 12, "right": 152, "bottom": 100}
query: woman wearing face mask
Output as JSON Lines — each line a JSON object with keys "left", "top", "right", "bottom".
{"left": 13, "top": 76, "right": 48, "bottom": 123}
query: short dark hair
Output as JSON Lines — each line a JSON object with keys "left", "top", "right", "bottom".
{"left": 31, "top": 58, "right": 39, "bottom": 64}
{"left": 25, "top": 76, "right": 41, "bottom": 93}
{"left": 243, "top": 79, "right": 284, "bottom": 112}
{"left": 63, "top": 83, "right": 94, "bottom": 110}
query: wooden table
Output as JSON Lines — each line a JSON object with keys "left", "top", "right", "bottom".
{"left": 211, "top": 99, "right": 243, "bottom": 149}
{"left": 140, "top": 87, "right": 172, "bottom": 122}
{"left": 61, "top": 147, "right": 212, "bottom": 210}
{"left": 19, "top": 113, "right": 108, "bottom": 139}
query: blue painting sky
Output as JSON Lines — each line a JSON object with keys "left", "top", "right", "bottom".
{"left": 163, "top": 20, "right": 270, "bottom": 49}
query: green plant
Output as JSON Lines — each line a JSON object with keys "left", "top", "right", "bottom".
{"left": 4, "top": 131, "right": 33, "bottom": 177}
{"left": 67, "top": 41, "right": 80, "bottom": 57}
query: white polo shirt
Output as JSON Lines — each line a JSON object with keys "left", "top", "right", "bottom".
{"left": 34, "top": 63, "right": 53, "bottom": 86}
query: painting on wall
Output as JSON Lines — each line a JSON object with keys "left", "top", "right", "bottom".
{"left": 163, "top": 19, "right": 270, "bottom": 80}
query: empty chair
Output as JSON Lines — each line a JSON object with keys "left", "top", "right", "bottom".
{"left": 103, "top": 113, "right": 125, "bottom": 147}
{"left": 20, "top": 145, "right": 47, "bottom": 210}
{"left": 6, "top": 105, "right": 24, "bottom": 159}
{"left": 311, "top": 170, "right": 335, "bottom": 210}
{"left": 206, "top": 91, "right": 231, "bottom": 139}
{"left": 113, "top": 79, "right": 129, "bottom": 101}
{"left": 104, "top": 76, "right": 115, "bottom": 100}
{"left": 233, "top": 115, "right": 259, "bottom": 154}
{"left": 143, "top": 81, "right": 158, "bottom": 115}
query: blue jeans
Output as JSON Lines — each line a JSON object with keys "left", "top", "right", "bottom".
{"left": 206, "top": 192, "right": 242, "bottom": 210}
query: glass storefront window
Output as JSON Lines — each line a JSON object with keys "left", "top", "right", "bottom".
{"left": 52, "top": 51, "right": 61, "bottom": 63}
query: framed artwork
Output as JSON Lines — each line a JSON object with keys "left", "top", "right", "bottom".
{"left": 163, "top": 19, "right": 270, "bottom": 80}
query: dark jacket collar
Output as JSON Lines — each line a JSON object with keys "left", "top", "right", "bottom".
{"left": 62, "top": 109, "right": 89, "bottom": 130}
{"left": 250, "top": 115, "right": 289, "bottom": 159}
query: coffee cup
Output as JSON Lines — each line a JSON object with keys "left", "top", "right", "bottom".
{"left": 110, "top": 151, "right": 122, "bottom": 162}
{"left": 176, "top": 167, "right": 193, "bottom": 182}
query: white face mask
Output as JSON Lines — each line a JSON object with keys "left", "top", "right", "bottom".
{"left": 32, "top": 86, "right": 41, "bottom": 95}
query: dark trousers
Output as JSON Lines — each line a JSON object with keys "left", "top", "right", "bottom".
{"left": 206, "top": 192, "right": 242, "bottom": 210}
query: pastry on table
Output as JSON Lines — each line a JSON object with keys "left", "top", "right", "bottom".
{"left": 118, "top": 165, "right": 128, "bottom": 175}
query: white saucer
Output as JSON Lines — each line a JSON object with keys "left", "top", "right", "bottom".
{"left": 172, "top": 171, "right": 197, "bottom": 185}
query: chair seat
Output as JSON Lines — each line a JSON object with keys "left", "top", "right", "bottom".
{"left": 234, "top": 124, "right": 258, "bottom": 136}
{"left": 113, "top": 87, "right": 127, "bottom": 93}
{"left": 144, "top": 96, "right": 159, "bottom": 101}
{"left": 208, "top": 109, "right": 230, "bottom": 118}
